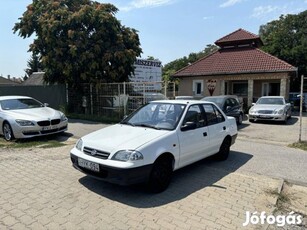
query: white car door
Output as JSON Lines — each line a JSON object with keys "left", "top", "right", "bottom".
{"left": 177, "top": 104, "right": 210, "bottom": 168}
{"left": 201, "top": 104, "right": 227, "bottom": 154}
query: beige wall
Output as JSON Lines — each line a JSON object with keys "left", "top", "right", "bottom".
{"left": 177, "top": 72, "right": 291, "bottom": 101}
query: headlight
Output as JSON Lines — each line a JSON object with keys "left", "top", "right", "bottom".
{"left": 274, "top": 109, "right": 284, "bottom": 114}
{"left": 60, "top": 113, "right": 68, "bottom": 121}
{"left": 15, "top": 119, "right": 35, "bottom": 126}
{"left": 76, "top": 139, "right": 83, "bottom": 151}
{"left": 112, "top": 150, "right": 143, "bottom": 162}
{"left": 249, "top": 108, "right": 255, "bottom": 113}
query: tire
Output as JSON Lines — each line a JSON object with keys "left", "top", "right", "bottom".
{"left": 237, "top": 113, "right": 243, "bottom": 125}
{"left": 215, "top": 138, "right": 231, "bottom": 161}
{"left": 3, "top": 122, "right": 14, "bottom": 141}
{"left": 148, "top": 156, "right": 173, "bottom": 193}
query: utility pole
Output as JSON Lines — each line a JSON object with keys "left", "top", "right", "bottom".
{"left": 299, "top": 75, "right": 306, "bottom": 142}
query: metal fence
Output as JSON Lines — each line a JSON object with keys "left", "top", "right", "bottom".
{"left": 67, "top": 81, "right": 177, "bottom": 121}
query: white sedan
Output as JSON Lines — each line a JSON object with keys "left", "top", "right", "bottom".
{"left": 70, "top": 100, "right": 237, "bottom": 193}
{"left": 0, "top": 96, "right": 68, "bottom": 141}
{"left": 248, "top": 96, "right": 291, "bottom": 123}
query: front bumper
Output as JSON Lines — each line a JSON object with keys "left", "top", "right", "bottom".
{"left": 12, "top": 123, "right": 68, "bottom": 139}
{"left": 70, "top": 153, "right": 153, "bottom": 186}
{"left": 248, "top": 113, "right": 286, "bottom": 121}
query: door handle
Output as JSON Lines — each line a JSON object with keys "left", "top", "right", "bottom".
{"left": 203, "top": 132, "right": 207, "bottom": 137}
{"left": 223, "top": 126, "right": 226, "bottom": 130}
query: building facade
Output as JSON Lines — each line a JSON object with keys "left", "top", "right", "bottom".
{"left": 173, "top": 29, "right": 297, "bottom": 109}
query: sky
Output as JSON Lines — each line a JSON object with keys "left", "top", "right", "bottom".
{"left": 0, "top": 0, "right": 306, "bottom": 79}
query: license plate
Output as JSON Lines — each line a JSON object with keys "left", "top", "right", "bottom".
{"left": 259, "top": 115, "right": 269, "bottom": 118}
{"left": 42, "top": 125, "right": 58, "bottom": 131}
{"left": 78, "top": 158, "right": 99, "bottom": 172}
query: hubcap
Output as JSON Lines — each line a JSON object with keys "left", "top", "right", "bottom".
{"left": 3, "top": 124, "right": 12, "bottom": 140}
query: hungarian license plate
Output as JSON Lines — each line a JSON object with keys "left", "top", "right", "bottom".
{"left": 78, "top": 158, "right": 99, "bottom": 172}
{"left": 42, "top": 125, "right": 58, "bottom": 130}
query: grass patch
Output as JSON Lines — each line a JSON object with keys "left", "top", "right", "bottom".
{"left": 288, "top": 141, "right": 307, "bottom": 151}
{"left": 0, "top": 136, "right": 66, "bottom": 149}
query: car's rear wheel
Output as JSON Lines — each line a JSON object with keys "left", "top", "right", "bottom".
{"left": 3, "top": 122, "right": 14, "bottom": 141}
{"left": 215, "top": 138, "right": 231, "bottom": 161}
{"left": 148, "top": 156, "right": 173, "bottom": 193}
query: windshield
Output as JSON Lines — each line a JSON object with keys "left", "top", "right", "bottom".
{"left": 203, "top": 97, "right": 223, "bottom": 108}
{"left": 256, "top": 97, "right": 285, "bottom": 105}
{"left": 0, "top": 98, "right": 43, "bottom": 110}
{"left": 121, "top": 102, "right": 186, "bottom": 130}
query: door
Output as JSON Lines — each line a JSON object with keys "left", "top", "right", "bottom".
{"left": 202, "top": 104, "right": 227, "bottom": 154}
{"left": 177, "top": 104, "right": 209, "bottom": 168}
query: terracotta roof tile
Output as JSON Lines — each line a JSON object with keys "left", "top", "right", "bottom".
{"left": 215, "top": 28, "right": 260, "bottom": 45}
{"left": 173, "top": 47, "right": 296, "bottom": 77}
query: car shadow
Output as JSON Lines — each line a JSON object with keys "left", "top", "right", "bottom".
{"left": 250, "top": 117, "right": 298, "bottom": 126}
{"left": 78, "top": 150, "right": 253, "bottom": 208}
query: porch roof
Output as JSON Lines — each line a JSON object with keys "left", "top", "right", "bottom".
{"left": 173, "top": 46, "right": 297, "bottom": 77}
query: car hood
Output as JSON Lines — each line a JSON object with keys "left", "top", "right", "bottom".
{"left": 3, "top": 107, "right": 61, "bottom": 120}
{"left": 252, "top": 104, "right": 285, "bottom": 111}
{"left": 81, "top": 124, "right": 169, "bottom": 153}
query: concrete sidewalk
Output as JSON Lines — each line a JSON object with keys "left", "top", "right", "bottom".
{"left": 0, "top": 144, "right": 295, "bottom": 230}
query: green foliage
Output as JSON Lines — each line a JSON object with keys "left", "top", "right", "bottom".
{"left": 25, "top": 53, "right": 43, "bottom": 77}
{"left": 13, "top": 0, "right": 142, "bottom": 85}
{"left": 163, "top": 44, "right": 218, "bottom": 82}
{"left": 259, "top": 10, "right": 307, "bottom": 91}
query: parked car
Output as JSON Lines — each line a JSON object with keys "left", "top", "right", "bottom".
{"left": 70, "top": 100, "right": 238, "bottom": 193}
{"left": 248, "top": 96, "right": 291, "bottom": 123}
{"left": 0, "top": 95, "right": 68, "bottom": 141}
{"left": 289, "top": 92, "right": 306, "bottom": 112}
{"left": 201, "top": 95, "right": 244, "bottom": 125}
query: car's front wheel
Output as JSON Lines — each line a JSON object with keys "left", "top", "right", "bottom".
{"left": 148, "top": 155, "right": 173, "bottom": 193}
{"left": 3, "top": 122, "right": 14, "bottom": 141}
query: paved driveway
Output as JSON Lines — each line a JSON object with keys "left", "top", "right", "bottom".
{"left": 0, "top": 115, "right": 306, "bottom": 229}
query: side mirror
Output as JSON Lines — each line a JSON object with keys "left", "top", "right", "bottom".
{"left": 251, "top": 103, "right": 255, "bottom": 106}
{"left": 181, "top": 121, "right": 197, "bottom": 131}
{"left": 226, "top": 106, "right": 231, "bottom": 112}
{"left": 44, "top": 103, "right": 49, "bottom": 107}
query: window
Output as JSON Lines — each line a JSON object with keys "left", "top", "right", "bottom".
{"left": 202, "top": 104, "right": 225, "bottom": 125}
{"left": 233, "top": 82, "right": 248, "bottom": 96}
{"left": 182, "top": 105, "right": 206, "bottom": 128}
{"left": 193, "top": 80, "right": 203, "bottom": 96}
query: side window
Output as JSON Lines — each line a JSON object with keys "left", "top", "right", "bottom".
{"left": 230, "top": 98, "right": 239, "bottom": 106}
{"left": 202, "top": 104, "right": 225, "bottom": 125}
{"left": 182, "top": 105, "right": 205, "bottom": 128}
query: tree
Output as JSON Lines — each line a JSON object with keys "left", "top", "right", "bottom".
{"left": 163, "top": 44, "right": 218, "bottom": 82}
{"left": 13, "top": 0, "right": 142, "bottom": 85}
{"left": 259, "top": 10, "right": 307, "bottom": 91}
{"left": 25, "top": 53, "right": 43, "bottom": 77}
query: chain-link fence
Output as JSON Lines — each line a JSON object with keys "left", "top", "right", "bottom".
{"left": 67, "top": 82, "right": 177, "bottom": 121}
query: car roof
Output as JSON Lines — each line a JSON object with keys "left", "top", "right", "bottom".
{"left": 259, "top": 96, "right": 284, "bottom": 99}
{"left": 150, "top": 99, "right": 216, "bottom": 105}
{"left": 202, "top": 95, "right": 238, "bottom": 99}
{"left": 0, "top": 95, "right": 32, "bottom": 101}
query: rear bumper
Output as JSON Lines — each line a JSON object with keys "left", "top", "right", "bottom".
{"left": 70, "top": 153, "right": 153, "bottom": 186}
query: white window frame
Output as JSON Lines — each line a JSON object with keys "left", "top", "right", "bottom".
{"left": 193, "top": 80, "right": 204, "bottom": 96}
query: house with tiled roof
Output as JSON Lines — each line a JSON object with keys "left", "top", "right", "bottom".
{"left": 173, "top": 28, "right": 297, "bottom": 108}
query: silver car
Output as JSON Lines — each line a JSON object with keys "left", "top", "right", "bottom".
{"left": 0, "top": 96, "right": 68, "bottom": 141}
{"left": 248, "top": 96, "right": 291, "bottom": 123}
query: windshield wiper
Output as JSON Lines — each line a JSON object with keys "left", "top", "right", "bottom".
{"left": 120, "top": 121, "right": 135, "bottom": 127}
{"left": 134, "top": 123, "right": 161, "bottom": 130}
